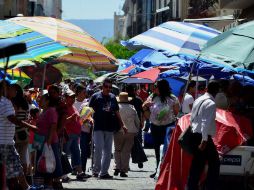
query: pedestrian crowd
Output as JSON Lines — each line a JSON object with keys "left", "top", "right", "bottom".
{"left": 1, "top": 76, "right": 254, "bottom": 190}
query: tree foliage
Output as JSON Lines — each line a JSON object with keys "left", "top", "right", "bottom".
{"left": 104, "top": 38, "right": 137, "bottom": 60}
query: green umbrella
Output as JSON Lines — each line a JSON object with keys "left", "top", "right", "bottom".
{"left": 200, "top": 21, "right": 254, "bottom": 71}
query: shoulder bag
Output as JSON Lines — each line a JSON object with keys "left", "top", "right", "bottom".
{"left": 178, "top": 99, "right": 208, "bottom": 155}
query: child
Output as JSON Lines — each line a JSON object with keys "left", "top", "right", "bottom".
{"left": 28, "top": 108, "right": 40, "bottom": 175}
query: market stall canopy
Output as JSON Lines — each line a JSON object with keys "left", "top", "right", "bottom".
{"left": 0, "top": 20, "right": 70, "bottom": 69}
{"left": 200, "top": 20, "right": 254, "bottom": 71}
{"left": 129, "top": 49, "right": 193, "bottom": 68}
{"left": 117, "top": 59, "right": 133, "bottom": 72}
{"left": 121, "top": 67, "right": 160, "bottom": 84}
{"left": 9, "top": 17, "right": 117, "bottom": 71}
{"left": 121, "top": 21, "right": 221, "bottom": 57}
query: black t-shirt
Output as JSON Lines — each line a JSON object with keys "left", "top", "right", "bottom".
{"left": 130, "top": 96, "right": 143, "bottom": 120}
{"left": 89, "top": 91, "right": 119, "bottom": 132}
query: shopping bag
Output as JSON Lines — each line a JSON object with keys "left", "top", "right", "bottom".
{"left": 131, "top": 136, "right": 148, "bottom": 163}
{"left": 37, "top": 143, "right": 56, "bottom": 173}
{"left": 61, "top": 152, "right": 72, "bottom": 175}
{"left": 178, "top": 126, "right": 194, "bottom": 155}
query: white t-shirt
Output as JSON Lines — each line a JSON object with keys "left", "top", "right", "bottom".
{"left": 182, "top": 93, "right": 194, "bottom": 114}
{"left": 0, "top": 96, "right": 16, "bottom": 145}
{"left": 74, "top": 99, "right": 91, "bottom": 133}
{"left": 149, "top": 95, "right": 179, "bottom": 126}
{"left": 74, "top": 99, "right": 88, "bottom": 112}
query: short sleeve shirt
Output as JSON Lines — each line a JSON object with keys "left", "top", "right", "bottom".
{"left": 0, "top": 97, "right": 16, "bottom": 145}
{"left": 182, "top": 93, "right": 194, "bottom": 114}
{"left": 65, "top": 105, "right": 81, "bottom": 135}
{"left": 149, "top": 95, "right": 179, "bottom": 126}
{"left": 89, "top": 91, "right": 119, "bottom": 132}
{"left": 37, "top": 107, "right": 58, "bottom": 144}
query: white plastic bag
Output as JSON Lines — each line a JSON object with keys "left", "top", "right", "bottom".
{"left": 37, "top": 143, "right": 56, "bottom": 173}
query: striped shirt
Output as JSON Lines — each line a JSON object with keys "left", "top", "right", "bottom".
{"left": 0, "top": 96, "right": 16, "bottom": 145}
{"left": 15, "top": 109, "right": 29, "bottom": 143}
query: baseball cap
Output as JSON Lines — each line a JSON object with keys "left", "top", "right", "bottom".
{"left": 64, "top": 89, "right": 75, "bottom": 97}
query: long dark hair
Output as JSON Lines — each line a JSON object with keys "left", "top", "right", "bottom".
{"left": 153, "top": 79, "right": 172, "bottom": 103}
{"left": 12, "top": 84, "right": 29, "bottom": 111}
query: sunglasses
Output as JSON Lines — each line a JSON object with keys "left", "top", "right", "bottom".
{"left": 103, "top": 84, "right": 112, "bottom": 89}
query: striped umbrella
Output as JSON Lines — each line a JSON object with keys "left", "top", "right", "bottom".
{"left": 9, "top": 17, "right": 117, "bottom": 71}
{"left": 0, "top": 20, "right": 71, "bottom": 69}
{"left": 121, "top": 21, "right": 221, "bottom": 57}
{"left": 6, "top": 68, "right": 30, "bottom": 82}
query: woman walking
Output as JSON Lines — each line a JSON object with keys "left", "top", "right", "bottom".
{"left": 36, "top": 93, "right": 63, "bottom": 189}
{"left": 143, "top": 79, "right": 180, "bottom": 178}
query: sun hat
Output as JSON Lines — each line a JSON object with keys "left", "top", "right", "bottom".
{"left": 116, "top": 92, "right": 132, "bottom": 103}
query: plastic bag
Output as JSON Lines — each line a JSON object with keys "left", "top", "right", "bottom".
{"left": 37, "top": 143, "right": 56, "bottom": 173}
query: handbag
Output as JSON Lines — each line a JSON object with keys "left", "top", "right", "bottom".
{"left": 178, "top": 126, "right": 195, "bottom": 154}
{"left": 178, "top": 99, "right": 208, "bottom": 155}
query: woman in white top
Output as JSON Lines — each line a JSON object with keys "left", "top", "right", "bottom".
{"left": 143, "top": 79, "right": 180, "bottom": 177}
{"left": 113, "top": 92, "right": 140, "bottom": 177}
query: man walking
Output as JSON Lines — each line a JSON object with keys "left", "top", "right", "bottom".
{"left": 186, "top": 81, "right": 220, "bottom": 190}
{"left": 89, "top": 78, "right": 126, "bottom": 179}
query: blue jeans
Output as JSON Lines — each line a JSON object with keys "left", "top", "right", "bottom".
{"left": 80, "top": 132, "right": 91, "bottom": 172}
{"left": 64, "top": 134, "right": 81, "bottom": 168}
{"left": 93, "top": 130, "right": 113, "bottom": 176}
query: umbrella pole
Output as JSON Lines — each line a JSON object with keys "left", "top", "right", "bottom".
{"left": 3, "top": 56, "right": 10, "bottom": 97}
{"left": 195, "top": 68, "right": 199, "bottom": 99}
{"left": 41, "top": 64, "right": 47, "bottom": 90}
{"left": 179, "top": 59, "right": 196, "bottom": 109}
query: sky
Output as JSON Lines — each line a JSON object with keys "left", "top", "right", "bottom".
{"left": 62, "top": 0, "right": 124, "bottom": 20}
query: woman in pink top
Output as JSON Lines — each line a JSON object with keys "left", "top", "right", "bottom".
{"left": 36, "top": 93, "right": 63, "bottom": 189}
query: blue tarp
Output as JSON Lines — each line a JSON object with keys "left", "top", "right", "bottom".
{"left": 117, "top": 59, "right": 133, "bottom": 72}
{"left": 129, "top": 49, "right": 254, "bottom": 86}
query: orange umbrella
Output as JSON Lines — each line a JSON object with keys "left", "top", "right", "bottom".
{"left": 9, "top": 16, "right": 117, "bottom": 71}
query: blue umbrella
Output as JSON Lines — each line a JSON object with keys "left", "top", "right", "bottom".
{"left": 122, "top": 21, "right": 220, "bottom": 57}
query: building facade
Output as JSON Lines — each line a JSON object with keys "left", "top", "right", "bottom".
{"left": 0, "top": 0, "right": 62, "bottom": 19}
{"left": 120, "top": 0, "right": 191, "bottom": 38}
{"left": 114, "top": 12, "right": 125, "bottom": 40}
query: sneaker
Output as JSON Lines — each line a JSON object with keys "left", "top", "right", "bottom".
{"left": 138, "top": 163, "right": 143, "bottom": 168}
{"left": 76, "top": 172, "right": 88, "bottom": 180}
{"left": 150, "top": 171, "right": 157, "bottom": 178}
{"left": 92, "top": 173, "right": 98, "bottom": 177}
{"left": 99, "top": 174, "right": 113, "bottom": 179}
{"left": 120, "top": 172, "right": 128, "bottom": 177}
{"left": 114, "top": 169, "right": 120, "bottom": 176}
{"left": 62, "top": 176, "right": 71, "bottom": 183}
{"left": 77, "top": 172, "right": 91, "bottom": 180}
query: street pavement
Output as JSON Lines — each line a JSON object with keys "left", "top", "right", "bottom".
{"left": 63, "top": 149, "right": 156, "bottom": 190}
